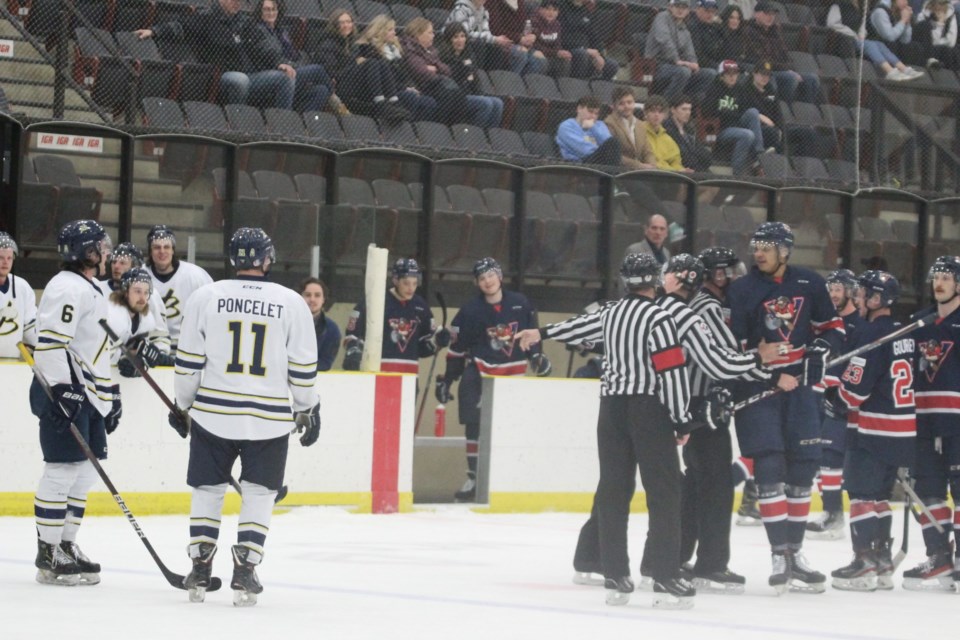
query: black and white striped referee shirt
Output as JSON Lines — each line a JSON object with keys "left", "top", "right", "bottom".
{"left": 659, "top": 293, "right": 772, "bottom": 398}
{"left": 539, "top": 295, "right": 691, "bottom": 423}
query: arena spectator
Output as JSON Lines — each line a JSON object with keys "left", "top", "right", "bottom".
{"left": 532, "top": 0, "right": 573, "bottom": 77}
{"left": 624, "top": 213, "right": 672, "bottom": 264}
{"left": 487, "top": 0, "right": 549, "bottom": 75}
{"left": 871, "top": 0, "right": 927, "bottom": 67}
{"left": 718, "top": 5, "right": 749, "bottom": 67}
{"left": 826, "top": 0, "right": 924, "bottom": 80}
{"left": 916, "top": 0, "right": 960, "bottom": 69}
{"left": 555, "top": 95, "right": 622, "bottom": 166}
{"left": 558, "top": 0, "right": 619, "bottom": 80}
{"left": 702, "top": 60, "right": 770, "bottom": 176}
{"left": 135, "top": 0, "right": 294, "bottom": 109}
{"left": 645, "top": 0, "right": 718, "bottom": 101}
{"left": 663, "top": 95, "right": 713, "bottom": 172}
{"left": 741, "top": 62, "right": 783, "bottom": 153}
{"left": 438, "top": 22, "right": 505, "bottom": 127}
{"left": 603, "top": 87, "right": 657, "bottom": 170}
{"left": 644, "top": 94, "right": 692, "bottom": 172}
{"left": 252, "top": 0, "right": 338, "bottom": 113}
{"left": 729, "top": 0, "right": 757, "bottom": 20}
{"left": 688, "top": 0, "right": 724, "bottom": 70}
{"left": 744, "top": 2, "right": 822, "bottom": 102}
{"left": 445, "top": 0, "right": 519, "bottom": 70}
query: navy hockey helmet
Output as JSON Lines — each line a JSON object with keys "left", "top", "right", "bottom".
{"left": 473, "top": 257, "right": 502, "bottom": 280}
{"left": 927, "top": 255, "right": 960, "bottom": 283}
{"left": 662, "top": 253, "right": 705, "bottom": 290}
{"left": 120, "top": 266, "right": 153, "bottom": 296}
{"left": 0, "top": 231, "right": 18, "bottom": 256}
{"left": 750, "top": 221, "right": 794, "bottom": 256}
{"left": 109, "top": 242, "right": 144, "bottom": 267}
{"left": 392, "top": 257, "right": 422, "bottom": 282}
{"left": 620, "top": 252, "right": 661, "bottom": 288}
{"left": 57, "top": 220, "right": 106, "bottom": 263}
{"left": 858, "top": 270, "right": 900, "bottom": 308}
{"left": 229, "top": 227, "right": 275, "bottom": 270}
{"left": 147, "top": 224, "right": 176, "bottom": 248}
{"left": 698, "top": 246, "right": 739, "bottom": 271}
{"left": 826, "top": 268, "right": 859, "bottom": 294}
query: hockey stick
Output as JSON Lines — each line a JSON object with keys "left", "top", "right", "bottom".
{"left": 896, "top": 468, "right": 946, "bottom": 535}
{"left": 17, "top": 342, "right": 220, "bottom": 593}
{"left": 98, "top": 320, "right": 289, "bottom": 505}
{"left": 893, "top": 475, "right": 911, "bottom": 570}
{"left": 733, "top": 312, "right": 939, "bottom": 412}
{"left": 415, "top": 291, "right": 447, "bottom": 434}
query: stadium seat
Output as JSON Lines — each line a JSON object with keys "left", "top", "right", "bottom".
{"left": 340, "top": 114, "right": 382, "bottom": 143}
{"left": 115, "top": 31, "right": 178, "bottom": 100}
{"left": 521, "top": 131, "right": 558, "bottom": 159}
{"left": 381, "top": 120, "right": 420, "bottom": 147}
{"left": 451, "top": 124, "right": 492, "bottom": 153}
{"left": 487, "top": 70, "right": 542, "bottom": 132}
{"left": 791, "top": 156, "right": 831, "bottom": 181}
{"left": 390, "top": 3, "right": 423, "bottom": 26}
{"left": 525, "top": 189, "right": 576, "bottom": 275}
{"left": 73, "top": 27, "right": 138, "bottom": 111}
{"left": 414, "top": 121, "right": 457, "bottom": 151}
{"left": 264, "top": 108, "right": 308, "bottom": 137}
{"left": 372, "top": 178, "right": 420, "bottom": 259}
{"left": 445, "top": 185, "right": 509, "bottom": 270}
{"left": 304, "top": 111, "right": 345, "bottom": 142}
{"left": 554, "top": 192, "right": 601, "bottom": 276}
{"left": 17, "top": 157, "right": 59, "bottom": 244}
{"left": 354, "top": 0, "right": 389, "bottom": 26}
{"left": 183, "top": 101, "right": 230, "bottom": 132}
{"left": 32, "top": 154, "right": 103, "bottom": 228}
{"left": 758, "top": 153, "right": 797, "bottom": 179}
{"left": 253, "top": 170, "right": 318, "bottom": 261}
{"left": 488, "top": 127, "right": 529, "bottom": 157}
{"left": 225, "top": 104, "right": 268, "bottom": 135}
{"left": 338, "top": 176, "right": 399, "bottom": 256}
{"left": 423, "top": 7, "right": 450, "bottom": 31}
{"left": 141, "top": 97, "right": 186, "bottom": 128}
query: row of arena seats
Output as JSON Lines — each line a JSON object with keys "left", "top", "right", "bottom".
{"left": 17, "top": 154, "right": 103, "bottom": 245}
{"left": 212, "top": 168, "right": 658, "bottom": 277}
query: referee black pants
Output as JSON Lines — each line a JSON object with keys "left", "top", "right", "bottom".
{"left": 595, "top": 394, "right": 683, "bottom": 582}
{"left": 679, "top": 423, "right": 734, "bottom": 574}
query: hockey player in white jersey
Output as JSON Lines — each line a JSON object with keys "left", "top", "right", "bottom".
{"left": 31, "top": 220, "right": 120, "bottom": 586}
{"left": 105, "top": 268, "right": 166, "bottom": 373}
{"left": 0, "top": 231, "right": 37, "bottom": 359}
{"left": 107, "top": 242, "right": 172, "bottom": 372}
{"left": 145, "top": 225, "right": 213, "bottom": 351}
{"left": 168, "top": 228, "right": 320, "bottom": 606}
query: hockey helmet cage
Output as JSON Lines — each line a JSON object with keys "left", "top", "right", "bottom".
{"left": 473, "top": 257, "right": 502, "bottom": 280}
{"left": 620, "top": 252, "right": 661, "bottom": 288}
{"left": 392, "top": 257, "right": 422, "bottom": 282}
{"left": 750, "top": 221, "right": 794, "bottom": 256}
{"left": 927, "top": 255, "right": 960, "bottom": 283}
{"left": 229, "top": 227, "right": 275, "bottom": 269}
{"left": 663, "top": 253, "right": 705, "bottom": 290}
{"left": 109, "top": 242, "right": 144, "bottom": 268}
{"left": 0, "top": 231, "right": 18, "bottom": 256}
{"left": 147, "top": 224, "right": 176, "bottom": 248}
{"left": 120, "top": 267, "right": 154, "bottom": 296}
{"left": 57, "top": 220, "right": 106, "bottom": 263}
{"left": 858, "top": 270, "right": 900, "bottom": 308}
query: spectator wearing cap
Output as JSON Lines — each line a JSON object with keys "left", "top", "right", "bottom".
{"left": 741, "top": 61, "right": 783, "bottom": 152}
{"left": 702, "top": 60, "right": 770, "bottom": 175}
{"left": 555, "top": 95, "right": 622, "bottom": 166}
{"left": 663, "top": 94, "right": 713, "bottom": 172}
{"left": 826, "top": 0, "right": 924, "bottom": 80}
{"left": 558, "top": 0, "right": 619, "bottom": 80}
{"left": 916, "top": 0, "right": 960, "bottom": 70}
{"left": 688, "top": 0, "right": 724, "bottom": 70}
{"left": 743, "top": 2, "right": 822, "bottom": 103}
{"left": 643, "top": 94, "right": 691, "bottom": 172}
{"left": 532, "top": 0, "right": 573, "bottom": 77}
{"left": 646, "top": 0, "right": 718, "bottom": 101}
{"left": 604, "top": 87, "right": 657, "bottom": 170}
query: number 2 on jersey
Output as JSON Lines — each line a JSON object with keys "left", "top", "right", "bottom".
{"left": 226, "top": 321, "right": 267, "bottom": 376}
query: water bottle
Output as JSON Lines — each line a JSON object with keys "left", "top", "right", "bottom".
{"left": 523, "top": 19, "right": 532, "bottom": 36}
{"left": 434, "top": 404, "right": 446, "bottom": 437}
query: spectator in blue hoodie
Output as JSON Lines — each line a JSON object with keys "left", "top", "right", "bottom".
{"left": 555, "top": 95, "right": 621, "bottom": 166}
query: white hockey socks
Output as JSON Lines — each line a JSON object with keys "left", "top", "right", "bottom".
{"left": 62, "top": 461, "right": 99, "bottom": 543}
{"left": 237, "top": 481, "right": 276, "bottom": 565}
{"left": 35, "top": 462, "right": 84, "bottom": 545}
{"left": 189, "top": 483, "right": 227, "bottom": 558}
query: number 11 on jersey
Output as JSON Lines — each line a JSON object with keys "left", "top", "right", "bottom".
{"left": 226, "top": 321, "right": 267, "bottom": 376}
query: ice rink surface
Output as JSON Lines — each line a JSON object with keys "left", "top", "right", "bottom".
{"left": 1, "top": 507, "right": 952, "bottom": 640}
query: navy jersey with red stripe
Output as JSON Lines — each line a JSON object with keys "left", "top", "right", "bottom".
{"left": 345, "top": 291, "right": 437, "bottom": 374}
{"left": 838, "top": 315, "right": 916, "bottom": 466}
{"left": 728, "top": 264, "right": 845, "bottom": 374}
{"left": 447, "top": 290, "right": 540, "bottom": 377}
{"left": 912, "top": 304, "right": 960, "bottom": 436}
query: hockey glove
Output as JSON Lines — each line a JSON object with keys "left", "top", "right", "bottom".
{"left": 672, "top": 417, "right": 707, "bottom": 437}
{"left": 699, "top": 387, "right": 733, "bottom": 430}
{"left": 105, "top": 389, "right": 122, "bottom": 435}
{"left": 435, "top": 375, "right": 454, "bottom": 403}
{"left": 51, "top": 383, "right": 85, "bottom": 429}
{"left": 135, "top": 339, "right": 162, "bottom": 368}
{"left": 295, "top": 402, "right": 321, "bottom": 447}
{"left": 167, "top": 409, "right": 190, "bottom": 439}
{"left": 342, "top": 340, "right": 363, "bottom": 371}
{"left": 802, "top": 343, "right": 830, "bottom": 387}
{"left": 154, "top": 352, "right": 176, "bottom": 367}
{"left": 822, "top": 386, "right": 847, "bottom": 420}
{"left": 434, "top": 327, "right": 451, "bottom": 348}
{"left": 117, "top": 356, "right": 141, "bottom": 378}
{"left": 530, "top": 353, "right": 552, "bottom": 377}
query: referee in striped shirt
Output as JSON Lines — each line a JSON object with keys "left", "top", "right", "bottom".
{"left": 516, "top": 253, "right": 699, "bottom": 607}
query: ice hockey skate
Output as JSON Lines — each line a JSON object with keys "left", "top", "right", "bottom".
{"left": 231, "top": 545, "right": 263, "bottom": 607}
{"left": 769, "top": 552, "right": 790, "bottom": 595}
{"left": 603, "top": 576, "right": 634, "bottom": 606}
{"left": 454, "top": 473, "right": 476, "bottom": 503}
{"left": 735, "top": 480, "right": 762, "bottom": 526}
{"left": 805, "top": 510, "right": 845, "bottom": 540}
{"left": 572, "top": 562, "right": 604, "bottom": 586}
{"left": 902, "top": 547, "right": 955, "bottom": 592}
{"left": 35, "top": 539, "right": 81, "bottom": 586}
{"left": 652, "top": 577, "right": 696, "bottom": 609}
{"left": 831, "top": 551, "right": 878, "bottom": 591}
{"left": 60, "top": 541, "right": 101, "bottom": 585}
{"left": 873, "top": 538, "right": 895, "bottom": 590}
{"left": 691, "top": 568, "right": 746, "bottom": 595}
{"left": 786, "top": 550, "right": 827, "bottom": 593}
{"left": 953, "top": 557, "right": 960, "bottom": 594}
{"left": 184, "top": 542, "right": 217, "bottom": 603}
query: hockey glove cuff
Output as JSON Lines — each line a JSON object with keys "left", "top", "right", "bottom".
{"left": 802, "top": 344, "right": 829, "bottom": 387}
{"left": 117, "top": 356, "right": 141, "bottom": 378}
{"left": 136, "top": 339, "right": 162, "bottom": 368}
{"left": 435, "top": 375, "right": 454, "bottom": 403}
{"left": 105, "top": 388, "right": 122, "bottom": 435}
{"left": 167, "top": 409, "right": 190, "bottom": 439}
{"left": 295, "top": 402, "right": 321, "bottom": 447}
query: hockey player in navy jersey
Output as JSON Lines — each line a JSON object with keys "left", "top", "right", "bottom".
{"left": 31, "top": 220, "right": 117, "bottom": 586}
{"left": 808, "top": 269, "right": 864, "bottom": 540}
{"left": 435, "top": 258, "right": 551, "bottom": 502}
{"left": 342, "top": 258, "right": 449, "bottom": 373}
{"left": 828, "top": 271, "right": 915, "bottom": 591}
{"left": 0, "top": 231, "right": 37, "bottom": 359}
{"left": 170, "top": 228, "right": 320, "bottom": 606}
{"left": 727, "top": 222, "right": 845, "bottom": 593}
{"left": 903, "top": 255, "right": 960, "bottom": 591}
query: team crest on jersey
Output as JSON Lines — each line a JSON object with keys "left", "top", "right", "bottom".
{"left": 918, "top": 339, "right": 954, "bottom": 382}
{"left": 0, "top": 302, "right": 20, "bottom": 336}
{"left": 163, "top": 290, "right": 181, "bottom": 319}
{"left": 487, "top": 322, "right": 519, "bottom": 356}
{"left": 388, "top": 317, "right": 419, "bottom": 353}
{"left": 763, "top": 296, "right": 804, "bottom": 339}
